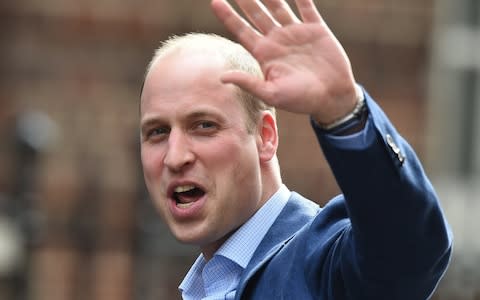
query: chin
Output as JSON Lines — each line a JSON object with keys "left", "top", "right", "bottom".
{"left": 172, "top": 228, "right": 207, "bottom": 245}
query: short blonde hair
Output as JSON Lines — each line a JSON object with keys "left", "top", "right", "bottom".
{"left": 144, "top": 33, "right": 275, "bottom": 132}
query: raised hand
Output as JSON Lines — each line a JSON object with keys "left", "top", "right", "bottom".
{"left": 211, "top": 0, "right": 359, "bottom": 125}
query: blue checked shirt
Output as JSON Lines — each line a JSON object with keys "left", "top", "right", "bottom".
{"left": 179, "top": 118, "right": 374, "bottom": 300}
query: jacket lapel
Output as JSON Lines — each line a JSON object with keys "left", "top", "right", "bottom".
{"left": 235, "top": 192, "right": 320, "bottom": 299}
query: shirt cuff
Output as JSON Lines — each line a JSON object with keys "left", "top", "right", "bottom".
{"left": 318, "top": 117, "right": 376, "bottom": 150}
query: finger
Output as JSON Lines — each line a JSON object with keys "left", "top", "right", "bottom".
{"left": 211, "top": 0, "right": 262, "bottom": 52}
{"left": 295, "top": 0, "right": 322, "bottom": 23}
{"left": 220, "top": 70, "right": 274, "bottom": 104}
{"left": 235, "top": 0, "right": 279, "bottom": 34}
{"left": 263, "top": 0, "right": 300, "bottom": 26}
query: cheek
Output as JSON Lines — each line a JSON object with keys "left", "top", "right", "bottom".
{"left": 209, "top": 139, "right": 261, "bottom": 198}
{"left": 205, "top": 137, "right": 257, "bottom": 170}
{"left": 141, "top": 146, "right": 165, "bottom": 179}
{"left": 141, "top": 147, "right": 169, "bottom": 213}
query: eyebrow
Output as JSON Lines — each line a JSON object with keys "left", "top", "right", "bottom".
{"left": 140, "top": 108, "right": 227, "bottom": 132}
{"left": 185, "top": 110, "right": 224, "bottom": 122}
{"left": 140, "top": 118, "right": 161, "bottom": 133}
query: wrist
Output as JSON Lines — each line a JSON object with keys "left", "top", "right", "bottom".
{"left": 316, "top": 85, "right": 368, "bottom": 135}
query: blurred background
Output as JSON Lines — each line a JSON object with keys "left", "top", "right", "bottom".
{"left": 0, "top": 0, "right": 479, "bottom": 299}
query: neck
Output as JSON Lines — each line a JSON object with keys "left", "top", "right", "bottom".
{"left": 258, "top": 156, "right": 282, "bottom": 209}
{"left": 200, "top": 157, "right": 282, "bottom": 261}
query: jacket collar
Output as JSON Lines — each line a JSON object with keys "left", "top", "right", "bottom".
{"left": 235, "top": 192, "right": 320, "bottom": 299}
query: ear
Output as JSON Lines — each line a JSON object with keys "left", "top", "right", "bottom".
{"left": 257, "top": 111, "right": 278, "bottom": 163}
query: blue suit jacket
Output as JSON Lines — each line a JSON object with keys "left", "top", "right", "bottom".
{"left": 234, "top": 92, "right": 452, "bottom": 300}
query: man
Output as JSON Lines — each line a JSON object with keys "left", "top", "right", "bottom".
{"left": 140, "top": 0, "right": 452, "bottom": 299}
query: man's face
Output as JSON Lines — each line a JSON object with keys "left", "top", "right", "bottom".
{"left": 140, "top": 52, "right": 265, "bottom": 255}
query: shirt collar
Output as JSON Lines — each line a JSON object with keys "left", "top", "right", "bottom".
{"left": 216, "top": 184, "right": 290, "bottom": 268}
{"left": 179, "top": 254, "right": 207, "bottom": 299}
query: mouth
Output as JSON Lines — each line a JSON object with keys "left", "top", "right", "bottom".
{"left": 171, "top": 184, "right": 206, "bottom": 208}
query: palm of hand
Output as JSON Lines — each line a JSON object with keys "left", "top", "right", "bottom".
{"left": 253, "top": 23, "right": 354, "bottom": 119}
{"left": 213, "top": 0, "right": 358, "bottom": 123}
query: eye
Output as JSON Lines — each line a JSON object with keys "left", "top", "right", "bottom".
{"left": 144, "top": 126, "right": 170, "bottom": 141}
{"left": 193, "top": 120, "right": 219, "bottom": 134}
{"left": 196, "top": 121, "right": 216, "bottom": 129}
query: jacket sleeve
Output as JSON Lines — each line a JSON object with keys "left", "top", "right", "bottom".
{"left": 311, "top": 88, "right": 453, "bottom": 299}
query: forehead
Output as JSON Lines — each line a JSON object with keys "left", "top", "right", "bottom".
{"left": 140, "top": 51, "right": 245, "bottom": 121}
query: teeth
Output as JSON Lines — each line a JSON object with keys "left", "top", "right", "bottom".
{"left": 176, "top": 202, "right": 195, "bottom": 209}
{"left": 174, "top": 185, "right": 196, "bottom": 193}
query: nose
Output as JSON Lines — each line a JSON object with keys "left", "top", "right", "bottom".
{"left": 163, "top": 129, "right": 195, "bottom": 172}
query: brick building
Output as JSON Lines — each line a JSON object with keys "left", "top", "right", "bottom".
{"left": 0, "top": 0, "right": 468, "bottom": 299}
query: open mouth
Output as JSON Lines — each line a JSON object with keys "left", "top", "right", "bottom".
{"left": 172, "top": 184, "right": 205, "bottom": 208}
